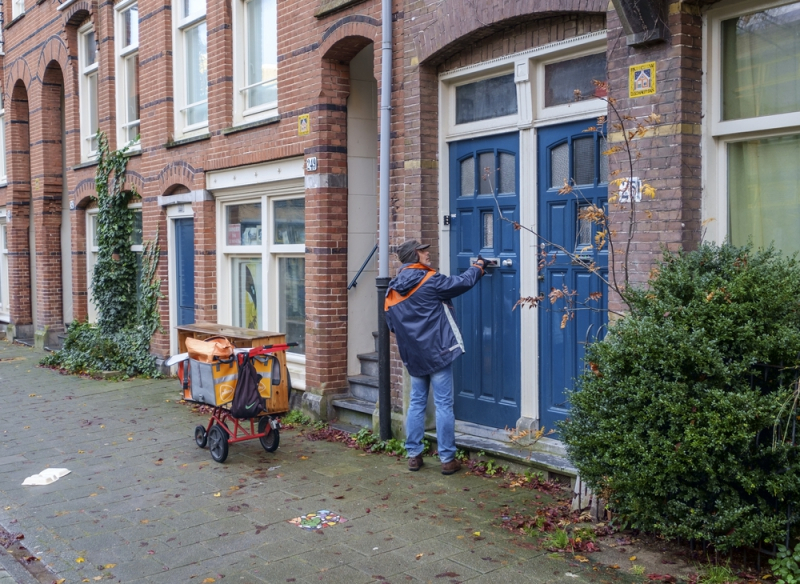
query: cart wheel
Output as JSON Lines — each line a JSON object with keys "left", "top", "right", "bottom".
{"left": 258, "top": 417, "right": 280, "bottom": 452}
{"left": 208, "top": 424, "right": 229, "bottom": 463}
{"left": 194, "top": 425, "right": 208, "bottom": 448}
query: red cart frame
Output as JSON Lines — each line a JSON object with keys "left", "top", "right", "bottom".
{"left": 188, "top": 343, "right": 296, "bottom": 463}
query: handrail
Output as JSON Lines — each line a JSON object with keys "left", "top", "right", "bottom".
{"left": 348, "top": 244, "right": 378, "bottom": 290}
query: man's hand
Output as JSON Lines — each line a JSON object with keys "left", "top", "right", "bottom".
{"left": 475, "top": 255, "right": 486, "bottom": 269}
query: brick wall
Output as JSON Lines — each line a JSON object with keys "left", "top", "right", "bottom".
{"left": 604, "top": 1, "right": 704, "bottom": 311}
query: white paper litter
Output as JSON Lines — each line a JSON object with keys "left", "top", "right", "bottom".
{"left": 22, "top": 468, "right": 71, "bottom": 486}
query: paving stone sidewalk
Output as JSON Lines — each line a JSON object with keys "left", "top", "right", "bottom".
{"left": 0, "top": 340, "right": 636, "bottom": 584}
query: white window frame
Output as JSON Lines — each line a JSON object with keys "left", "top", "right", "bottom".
{"left": 11, "top": 0, "right": 24, "bottom": 19}
{"left": 86, "top": 204, "right": 143, "bottom": 323}
{"left": 78, "top": 23, "right": 100, "bottom": 161}
{"left": 115, "top": 0, "right": 140, "bottom": 150}
{"left": 232, "top": 0, "right": 279, "bottom": 125}
{"left": 702, "top": 0, "right": 800, "bottom": 245}
{"left": 209, "top": 157, "right": 306, "bottom": 388}
{"left": 172, "top": 0, "right": 208, "bottom": 138}
{"left": 0, "top": 108, "right": 6, "bottom": 185}
{"left": 0, "top": 210, "right": 9, "bottom": 323}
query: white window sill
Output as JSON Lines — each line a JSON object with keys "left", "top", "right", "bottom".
{"left": 175, "top": 122, "right": 209, "bottom": 141}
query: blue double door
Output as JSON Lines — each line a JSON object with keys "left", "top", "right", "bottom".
{"left": 449, "top": 120, "right": 607, "bottom": 433}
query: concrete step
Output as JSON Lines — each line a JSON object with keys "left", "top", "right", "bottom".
{"left": 13, "top": 338, "right": 34, "bottom": 347}
{"left": 424, "top": 430, "right": 578, "bottom": 483}
{"left": 356, "top": 351, "right": 378, "bottom": 377}
{"left": 331, "top": 396, "right": 375, "bottom": 429}
{"left": 348, "top": 374, "right": 378, "bottom": 403}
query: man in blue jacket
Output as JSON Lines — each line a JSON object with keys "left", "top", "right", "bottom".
{"left": 384, "top": 239, "right": 485, "bottom": 475}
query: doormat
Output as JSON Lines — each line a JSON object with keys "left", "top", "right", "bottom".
{"left": 288, "top": 510, "right": 348, "bottom": 530}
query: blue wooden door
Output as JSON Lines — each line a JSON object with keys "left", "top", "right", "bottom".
{"left": 174, "top": 218, "right": 195, "bottom": 326}
{"left": 450, "top": 133, "right": 521, "bottom": 429}
{"left": 538, "top": 120, "right": 608, "bottom": 434}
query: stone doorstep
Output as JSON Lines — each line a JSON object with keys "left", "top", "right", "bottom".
{"left": 331, "top": 416, "right": 576, "bottom": 481}
{"left": 427, "top": 430, "right": 578, "bottom": 482}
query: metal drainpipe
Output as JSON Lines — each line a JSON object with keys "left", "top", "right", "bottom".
{"left": 377, "top": 0, "right": 392, "bottom": 440}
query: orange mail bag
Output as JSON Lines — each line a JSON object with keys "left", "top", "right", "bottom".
{"left": 185, "top": 336, "right": 235, "bottom": 363}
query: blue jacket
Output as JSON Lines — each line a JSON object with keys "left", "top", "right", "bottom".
{"left": 384, "top": 262, "right": 483, "bottom": 377}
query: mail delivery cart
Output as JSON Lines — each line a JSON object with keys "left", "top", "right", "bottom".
{"left": 167, "top": 329, "right": 294, "bottom": 463}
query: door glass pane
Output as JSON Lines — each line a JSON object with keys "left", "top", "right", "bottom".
{"left": 728, "top": 133, "right": 800, "bottom": 255}
{"left": 131, "top": 210, "right": 143, "bottom": 245}
{"left": 499, "top": 152, "right": 515, "bottom": 193}
{"left": 544, "top": 53, "right": 607, "bottom": 107}
{"left": 185, "top": 21, "right": 208, "bottom": 126}
{"left": 483, "top": 212, "right": 494, "bottom": 248}
{"left": 599, "top": 136, "right": 609, "bottom": 184}
{"left": 478, "top": 152, "right": 494, "bottom": 194}
{"left": 273, "top": 199, "right": 305, "bottom": 244}
{"left": 232, "top": 257, "right": 262, "bottom": 329}
{"left": 460, "top": 157, "right": 474, "bottom": 196}
{"left": 577, "top": 205, "right": 592, "bottom": 252}
{"left": 551, "top": 142, "right": 569, "bottom": 188}
{"left": 226, "top": 202, "right": 262, "bottom": 246}
{"left": 722, "top": 2, "right": 800, "bottom": 120}
{"left": 245, "top": 0, "right": 278, "bottom": 109}
{"left": 573, "top": 137, "right": 595, "bottom": 185}
{"left": 279, "top": 257, "right": 305, "bottom": 354}
{"left": 90, "top": 214, "right": 98, "bottom": 247}
{"left": 456, "top": 74, "right": 518, "bottom": 124}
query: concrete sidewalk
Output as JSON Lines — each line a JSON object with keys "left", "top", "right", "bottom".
{"left": 0, "top": 340, "right": 633, "bottom": 584}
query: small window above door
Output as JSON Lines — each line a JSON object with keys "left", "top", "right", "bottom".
{"left": 455, "top": 73, "right": 518, "bottom": 125}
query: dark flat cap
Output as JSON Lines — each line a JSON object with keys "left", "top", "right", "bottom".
{"left": 396, "top": 239, "right": 430, "bottom": 264}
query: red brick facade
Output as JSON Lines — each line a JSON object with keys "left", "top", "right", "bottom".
{"left": 0, "top": 0, "right": 712, "bottom": 428}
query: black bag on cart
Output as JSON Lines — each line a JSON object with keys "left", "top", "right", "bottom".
{"left": 230, "top": 354, "right": 267, "bottom": 419}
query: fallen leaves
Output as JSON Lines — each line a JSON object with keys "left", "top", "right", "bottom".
{"left": 76, "top": 557, "right": 85, "bottom": 563}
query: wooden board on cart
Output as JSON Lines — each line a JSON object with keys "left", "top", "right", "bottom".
{"left": 176, "top": 323, "right": 290, "bottom": 414}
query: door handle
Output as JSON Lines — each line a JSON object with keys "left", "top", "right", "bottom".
{"left": 502, "top": 259, "right": 513, "bottom": 268}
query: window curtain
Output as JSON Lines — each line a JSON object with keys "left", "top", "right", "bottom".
{"left": 728, "top": 134, "right": 800, "bottom": 253}
{"left": 722, "top": 2, "right": 800, "bottom": 120}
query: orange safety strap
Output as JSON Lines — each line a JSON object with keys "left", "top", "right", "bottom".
{"left": 384, "top": 264, "right": 436, "bottom": 311}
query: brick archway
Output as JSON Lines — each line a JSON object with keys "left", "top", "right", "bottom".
{"left": 6, "top": 81, "right": 33, "bottom": 333}
{"left": 156, "top": 161, "right": 202, "bottom": 195}
{"left": 413, "top": 0, "right": 606, "bottom": 64}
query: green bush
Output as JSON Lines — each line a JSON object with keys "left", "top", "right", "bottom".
{"left": 40, "top": 132, "right": 162, "bottom": 379}
{"left": 41, "top": 320, "right": 159, "bottom": 377}
{"left": 561, "top": 242, "right": 800, "bottom": 551}
{"left": 770, "top": 542, "right": 800, "bottom": 584}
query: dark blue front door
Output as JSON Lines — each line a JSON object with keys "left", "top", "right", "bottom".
{"left": 175, "top": 218, "right": 195, "bottom": 326}
{"left": 537, "top": 120, "right": 608, "bottom": 434}
{"left": 450, "top": 133, "right": 521, "bottom": 430}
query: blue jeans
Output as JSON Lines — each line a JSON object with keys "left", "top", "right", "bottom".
{"left": 405, "top": 363, "right": 456, "bottom": 463}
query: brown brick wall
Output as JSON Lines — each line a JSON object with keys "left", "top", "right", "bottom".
{"left": 604, "top": 1, "right": 703, "bottom": 310}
